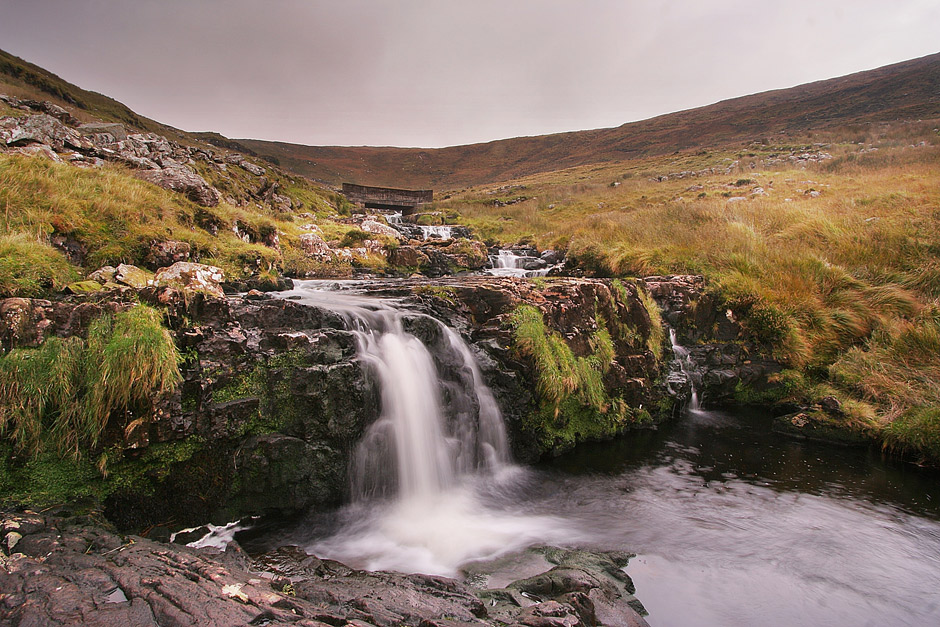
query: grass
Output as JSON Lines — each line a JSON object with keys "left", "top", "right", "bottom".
{"left": 0, "top": 304, "right": 181, "bottom": 457}
{"left": 0, "top": 232, "right": 79, "bottom": 296}
{"left": 510, "top": 304, "right": 652, "bottom": 452}
{"left": 448, "top": 120, "right": 940, "bottom": 460}
{"left": 0, "top": 152, "right": 367, "bottom": 292}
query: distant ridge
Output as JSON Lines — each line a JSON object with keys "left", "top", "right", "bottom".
{"left": 237, "top": 52, "right": 940, "bottom": 189}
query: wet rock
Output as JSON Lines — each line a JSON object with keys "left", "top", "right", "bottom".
{"left": 229, "top": 435, "right": 345, "bottom": 517}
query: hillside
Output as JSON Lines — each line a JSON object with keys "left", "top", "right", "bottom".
{"left": 236, "top": 52, "right": 940, "bottom": 189}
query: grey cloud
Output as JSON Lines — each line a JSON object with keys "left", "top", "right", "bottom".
{"left": 0, "top": 0, "right": 937, "bottom": 147}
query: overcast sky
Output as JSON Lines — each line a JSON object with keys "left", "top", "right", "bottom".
{"left": 1, "top": 1, "right": 937, "bottom": 148}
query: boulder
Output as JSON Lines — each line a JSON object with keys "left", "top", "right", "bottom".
{"left": 88, "top": 266, "right": 118, "bottom": 284}
{"left": 0, "top": 113, "right": 89, "bottom": 152}
{"left": 135, "top": 161, "right": 221, "bottom": 207}
{"left": 146, "top": 240, "right": 192, "bottom": 268}
{"left": 360, "top": 219, "right": 404, "bottom": 241}
{"left": 78, "top": 122, "right": 128, "bottom": 141}
{"left": 153, "top": 262, "right": 225, "bottom": 298}
{"left": 389, "top": 245, "right": 431, "bottom": 269}
{"left": 299, "top": 232, "right": 332, "bottom": 259}
{"left": 114, "top": 264, "right": 153, "bottom": 289}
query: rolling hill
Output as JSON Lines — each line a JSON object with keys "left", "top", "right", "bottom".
{"left": 236, "top": 52, "right": 940, "bottom": 190}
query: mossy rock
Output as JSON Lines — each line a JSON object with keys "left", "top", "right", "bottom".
{"left": 64, "top": 280, "right": 104, "bottom": 294}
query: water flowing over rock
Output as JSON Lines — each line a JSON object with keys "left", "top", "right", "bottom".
{"left": 643, "top": 275, "right": 783, "bottom": 406}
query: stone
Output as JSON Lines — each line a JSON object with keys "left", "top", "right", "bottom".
{"left": 389, "top": 246, "right": 430, "bottom": 269}
{"left": 153, "top": 262, "right": 225, "bottom": 298}
{"left": 0, "top": 113, "right": 89, "bottom": 151}
{"left": 114, "top": 264, "right": 153, "bottom": 289}
{"left": 299, "top": 232, "right": 333, "bottom": 259}
{"left": 88, "top": 266, "right": 118, "bottom": 284}
{"left": 146, "top": 240, "right": 192, "bottom": 268}
{"left": 79, "top": 122, "right": 128, "bottom": 141}
{"left": 135, "top": 162, "right": 221, "bottom": 207}
{"left": 360, "top": 219, "right": 404, "bottom": 241}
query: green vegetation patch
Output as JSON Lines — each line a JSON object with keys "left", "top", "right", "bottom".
{"left": 0, "top": 304, "right": 181, "bottom": 457}
{"left": 0, "top": 233, "right": 79, "bottom": 297}
{"left": 510, "top": 305, "right": 650, "bottom": 452}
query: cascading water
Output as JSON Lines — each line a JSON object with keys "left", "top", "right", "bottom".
{"left": 668, "top": 327, "right": 701, "bottom": 410}
{"left": 487, "top": 249, "right": 557, "bottom": 277}
{"left": 418, "top": 224, "right": 455, "bottom": 240}
{"left": 277, "top": 281, "right": 574, "bottom": 575}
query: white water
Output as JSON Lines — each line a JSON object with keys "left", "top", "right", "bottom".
{"left": 487, "top": 249, "right": 556, "bottom": 278}
{"left": 277, "top": 281, "right": 576, "bottom": 575}
{"left": 668, "top": 328, "right": 701, "bottom": 410}
{"left": 418, "top": 224, "right": 454, "bottom": 240}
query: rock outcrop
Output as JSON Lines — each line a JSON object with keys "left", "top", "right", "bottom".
{"left": 0, "top": 510, "right": 648, "bottom": 627}
{"left": 643, "top": 275, "right": 783, "bottom": 406}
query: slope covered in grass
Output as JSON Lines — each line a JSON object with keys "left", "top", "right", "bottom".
{"left": 445, "top": 120, "right": 940, "bottom": 460}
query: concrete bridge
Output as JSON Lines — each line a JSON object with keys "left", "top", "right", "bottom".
{"left": 342, "top": 183, "right": 432, "bottom": 214}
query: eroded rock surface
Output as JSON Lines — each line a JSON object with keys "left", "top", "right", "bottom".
{"left": 0, "top": 511, "right": 648, "bottom": 627}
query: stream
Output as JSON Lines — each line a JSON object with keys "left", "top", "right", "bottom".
{"left": 262, "top": 281, "right": 940, "bottom": 627}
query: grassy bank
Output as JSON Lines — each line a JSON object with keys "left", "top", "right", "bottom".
{"left": 448, "top": 121, "right": 940, "bottom": 461}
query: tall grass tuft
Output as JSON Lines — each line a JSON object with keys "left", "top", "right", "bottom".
{"left": 0, "top": 233, "right": 78, "bottom": 297}
{"left": 0, "top": 305, "right": 181, "bottom": 457}
{"left": 510, "top": 305, "right": 613, "bottom": 414}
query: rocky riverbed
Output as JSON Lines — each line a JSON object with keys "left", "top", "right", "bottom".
{"left": 0, "top": 510, "right": 649, "bottom": 627}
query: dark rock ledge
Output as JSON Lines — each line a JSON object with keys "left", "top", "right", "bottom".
{"left": 0, "top": 510, "right": 649, "bottom": 627}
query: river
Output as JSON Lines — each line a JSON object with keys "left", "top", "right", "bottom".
{"left": 262, "top": 281, "right": 940, "bottom": 627}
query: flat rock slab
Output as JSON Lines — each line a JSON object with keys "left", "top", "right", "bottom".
{"left": 1, "top": 512, "right": 649, "bottom": 627}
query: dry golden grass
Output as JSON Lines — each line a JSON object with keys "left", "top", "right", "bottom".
{"left": 448, "top": 121, "right": 940, "bottom": 458}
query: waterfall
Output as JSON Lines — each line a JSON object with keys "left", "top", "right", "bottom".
{"left": 668, "top": 328, "right": 701, "bottom": 411}
{"left": 486, "top": 249, "right": 557, "bottom": 277}
{"left": 278, "top": 281, "right": 573, "bottom": 575}
{"left": 418, "top": 224, "right": 454, "bottom": 240}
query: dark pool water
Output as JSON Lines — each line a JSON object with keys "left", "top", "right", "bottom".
{"left": 257, "top": 406, "right": 940, "bottom": 627}
{"left": 525, "top": 407, "right": 940, "bottom": 626}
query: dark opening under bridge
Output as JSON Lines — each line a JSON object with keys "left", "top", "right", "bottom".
{"left": 342, "top": 183, "right": 433, "bottom": 214}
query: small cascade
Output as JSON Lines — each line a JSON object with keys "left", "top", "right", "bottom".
{"left": 418, "top": 224, "right": 455, "bottom": 240}
{"left": 386, "top": 212, "right": 403, "bottom": 225}
{"left": 668, "top": 328, "right": 701, "bottom": 411}
{"left": 278, "top": 281, "right": 572, "bottom": 575}
{"left": 487, "top": 249, "right": 557, "bottom": 277}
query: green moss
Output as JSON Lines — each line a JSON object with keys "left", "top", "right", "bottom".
{"left": 511, "top": 305, "right": 648, "bottom": 453}
{"left": 105, "top": 436, "right": 205, "bottom": 495}
{"left": 0, "top": 443, "right": 103, "bottom": 508}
